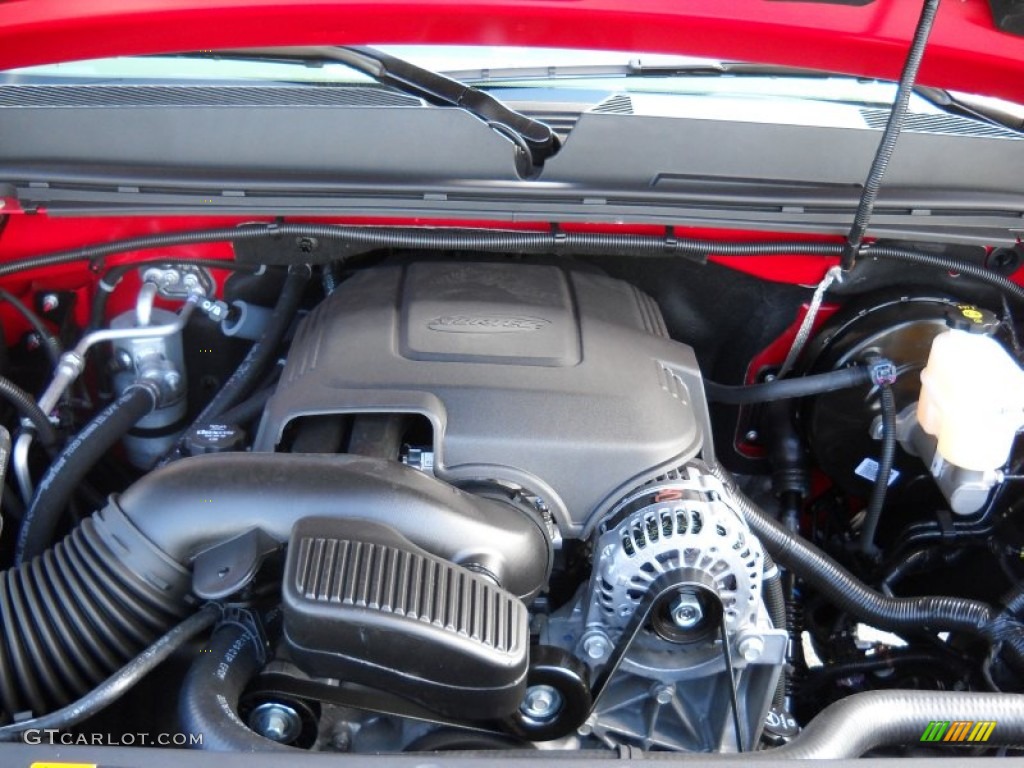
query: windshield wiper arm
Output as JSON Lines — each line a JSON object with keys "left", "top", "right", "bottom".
{"left": 196, "top": 45, "right": 559, "bottom": 176}
{"left": 913, "top": 85, "right": 1024, "bottom": 134}
{"left": 336, "top": 47, "right": 558, "bottom": 169}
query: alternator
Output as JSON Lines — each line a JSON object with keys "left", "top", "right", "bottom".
{"left": 587, "top": 467, "right": 763, "bottom": 636}
{"left": 573, "top": 465, "right": 786, "bottom": 752}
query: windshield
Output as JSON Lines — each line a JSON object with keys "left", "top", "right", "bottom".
{"left": 0, "top": 46, "right": 973, "bottom": 106}
{"left": 7, "top": 45, "right": 1023, "bottom": 130}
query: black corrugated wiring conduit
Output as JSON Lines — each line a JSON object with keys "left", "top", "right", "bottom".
{"left": 14, "top": 385, "right": 158, "bottom": 565}
{"left": 0, "top": 223, "right": 1021, "bottom": 304}
{"left": 841, "top": 0, "right": 941, "bottom": 269}
{"left": 701, "top": 460, "right": 1024, "bottom": 673}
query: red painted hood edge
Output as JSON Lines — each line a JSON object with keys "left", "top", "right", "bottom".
{"left": 0, "top": 0, "right": 1023, "bottom": 104}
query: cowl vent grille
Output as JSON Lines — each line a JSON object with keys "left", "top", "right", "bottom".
{"left": 860, "top": 107, "right": 1023, "bottom": 140}
{"left": 0, "top": 84, "right": 421, "bottom": 109}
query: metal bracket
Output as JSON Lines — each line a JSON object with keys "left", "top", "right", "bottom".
{"left": 141, "top": 264, "right": 214, "bottom": 299}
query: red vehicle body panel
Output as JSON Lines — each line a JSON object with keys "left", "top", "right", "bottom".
{"left": 0, "top": 2, "right": 1020, "bottom": 346}
{"left": 0, "top": 0, "right": 1023, "bottom": 104}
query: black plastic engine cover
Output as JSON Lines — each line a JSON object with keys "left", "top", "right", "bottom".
{"left": 282, "top": 516, "right": 530, "bottom": 720}
{"left": 255, "top": 261, "right": 708, "bottom": 535}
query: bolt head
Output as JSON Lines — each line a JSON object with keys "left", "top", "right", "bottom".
{"left": 248, "top": 702, "right": 302, "bottom": 743}
{"left": 670, "top": 592, "right": 704, "bottom": 629}
{"left": 520, "top": 684, "right": 562, "bottom": 722}
{"left": 582, "top": 633, "right": 610, "bottom": 660}
{"left": 654, "top": 685, "right": 674, "bottom": 705}
{"left": 41, "top": 294, "right": 60, "bottom": 313}
{"left": 738, "top": 634, "right": 765, "bottom": 663}
{"left": 745, "top": 430, "right": 759, "bottom": 443}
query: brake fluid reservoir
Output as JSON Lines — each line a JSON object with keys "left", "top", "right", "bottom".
{"left": 917, "top": 305, "right": 1024, "bottom": 472}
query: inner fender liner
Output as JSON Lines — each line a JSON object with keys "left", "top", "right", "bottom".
{"left": 282, "top": 517, "right": 529, "bottom": 720}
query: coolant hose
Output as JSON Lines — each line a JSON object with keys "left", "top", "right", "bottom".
{"left": 178, "top": 619, "right": 287, "bottom": 752}
{"left": 15, "top": 385, "right": 157, "bottom": 564}
{"left": 704, "top": 366, "right": 872, "bottom": 405}
{"left": 702, "top": 461, "right": 1024, "bottom": 671}
{"left": 0, "top": 453, "right": 549, "bottom": 722}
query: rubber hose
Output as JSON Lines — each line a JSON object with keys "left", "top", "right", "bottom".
{"left": 216, "top": 386, "right": 274, "bottom": 427}
{"left": 860, "top": 380, "right": 896, "bottom": 556}
{"left": 15, "top": 385, "right": 156, "bottom": 564}
{"left": 0, "top": 603, "right": 219, "bottom": 739}
{"left": 182, "top": 264, "right": 308, "bottom": 432}
{"left": 841, "top": 0, "right": 940, "bottom": 267}
{"left": 882, "top": 546, "right": 948, "bottom": 594}
{"left": 704, "top": 366, "right": 872, "bottom": 405}
{"left": 178, "top": 621, "right": 287, "bottom": 752}
{"left": 0, "top": 374, "right": 58, "bottom": 448}
{"left": 865, "top": 245, "right": 1024, "bottom": 305}
{"left": 702, "top": 461, "right": 1024, "bottom": 660}
{"left": 0, "top": 514, "right": 188, "bottom": 719}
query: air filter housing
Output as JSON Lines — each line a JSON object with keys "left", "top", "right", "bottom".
{"left": 282, "top": 516, "right": 530, "bottom": 720}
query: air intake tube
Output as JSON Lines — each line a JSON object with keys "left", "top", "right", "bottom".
{"left": 0, "top": 454, "right": 551, "bottom": 721}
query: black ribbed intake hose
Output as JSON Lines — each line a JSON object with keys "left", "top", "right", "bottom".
{"left": 15, "top": 385, "right": 157, "bottom": 565}
{"left": 0, "top": 514, "right": 189, "bottom": 720}
{"left": 0, "top": 453, "right": 549, "bottom": 723}
{"left": 704, "top": 365, "right": 872, "bottom": 405}
{"left": 702, "top": 461, "right": 1024, "bottom": 672}
{"left": 0, "top": 604, "right": 219, "bottom": 740}
{"left": 178, "top": 621, "right": 287, "bottom": 752}
{"left": 0, "top": 374, "right": 58, "bottom": 448}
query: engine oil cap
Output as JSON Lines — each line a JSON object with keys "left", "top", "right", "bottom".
{"left": 946, "top": 304, "right": 998, "bottom": 334}
{"left": 182, "top": 422, "right": 246, "bottom": 455}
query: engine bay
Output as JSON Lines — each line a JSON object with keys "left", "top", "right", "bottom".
{"left": 0, "top": 223, "right": 1020, "bottom": 760}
